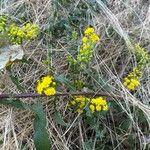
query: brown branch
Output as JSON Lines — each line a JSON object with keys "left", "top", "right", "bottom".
{"left": 0, "top": 92, "right": 123, "bottom": 100}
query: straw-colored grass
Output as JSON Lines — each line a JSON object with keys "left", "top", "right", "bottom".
{"left": 0, "top": 0, "right": 150, "bottom": 149}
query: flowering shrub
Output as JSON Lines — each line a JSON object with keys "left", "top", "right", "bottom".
{"left": 89, "top": 97, "right": 108, "bottom": 112}
{"left": 0, "top": 0, "right": 149, "bottom": 149}
{"left": 77, "top": 27, "right": 100, "bottom": 64}
{"left": 0, "top": 15, "right": 39, "bottom": 45}
{"left": 8, "top": 23, "right": 39, "bottom": 44}
{"left": 0, "top": 8, "right": 149, "bottom": 149}
{"left": 68, "top": 96, "right": 108, "bottom": 113}
{"left": 0, "top": 15, "right": 39, "bottom": 70}
{"left": 0, "top": 16, "right": 7, "bottom": 32}
{"left": 123, "top": 67, "right": 142, "bottom": 90}
{"left": 134, "top": 43, "right": 150, "bottom": 68}
{"left": 68, "top": 27, "right": 100, "bottom": 68}
{"left": 65, "top": 27, "right": 107, "bottom": 113}
{"left": 123, "top": 44, "right": 150, "bottom": 90}
{"left": 36, "top": 75, "right": 56, "bottom": 96}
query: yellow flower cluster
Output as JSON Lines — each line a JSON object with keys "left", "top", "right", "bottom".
{"left": 89, "top": 97, "right": 108, "bottom": 113}
{"left": 69, "top": 96, "right": 88, "bottom": 113}
{"left": 9, "top": 23, "right": 39, "bottom": 44}
{"left": 22, "top": 23, "right": 39, "bottom": 39}
{"left": 77, "top": 27, "right": 100, "bottom": 63}
{"left": 0, "top": 16, "right": 6, "bottom": 32}
{"left": 73, "top": 80, "right": 85, "bottom": 90}
{"left": 123, "top": 44, "right": 149, "bottom": 90}
{"left": 123, "top": 67, "right": 142, "bottom": 90}
{"left": 69, "top": 95, "right": 108, "bottom": 113}
{"left": 9, "top": 24, "right": 21, "bottom": 36}
{"left": 36, "top": 75, "right": 56, "bottom": 96}
{"left": 134, "top": 43, "right": 150, "bottom": 68}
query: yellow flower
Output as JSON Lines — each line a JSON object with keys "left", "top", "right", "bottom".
{"left": 79, "top": 102, "right": 85, "bottom": 108}
{"left": 22, "top": 23, "right": 39, "bottom": 39}
{"left": 130, "top": 79, "right": 140, "bottom": 86}
{"left": 124, "top": 78, "right": 140, "bottom": 90}
{"left": 42, "top": 75, "right": 53, "bottom": 87}
{"left": 90, "top": 33, "right": 100, "bottom": 43}
{"left": 123, "top": 78, "right": 130, "bottom": 86}
{"left": 69, "top": 96, "right": 108, "bottom": 113}
{"left": 18, "top": 29, "right": 25, "bottom": 38}
{"left": 8, "top": 23, "right": 39, "bottom": 44}
{"left": 9, "top": 24, "right": 19, "bottom": 35}
{"left": 44, "top": 87, "right": 56, "bottom": 96}
{"left": 69, "top": 96, "right": 87, "bottom": 113}
{"left": 74, "top": 96, "right": 86, "bottom": 102}
{"left": 84, "top": 27, "right": 94, "bottom": 35}
{"left": 76, "top": 26, "right": 100, "bottom": 65}
{"left": 127, "top": 84, "right": 135, "bottom": 90}
{"left": 89, "top": 104, "right": 95, "bottom": 113}
{"left": 82, "top": 43, "right": 90, "bottom": 49}
{"left": 91, "top": 98, "right": 97, "bottom": 104}
{"left": 123, "top": 68, "right": 141, "bottom": 90}
{"left": 70, "top": 100, "right": 76, "bottom": 105}
{"left": 52, "top": 82, "right": 56, "bottom": 86}
{"left": 134, "top": 43, "right": 150, "bottom": 68}
{"left": 76, "top": 108, "right": 83, "bottom": 113}
{"left": 36, "top": 75, "right": 56, "bottom": 95}
{"left": 82, "top": 36, "right": 88, "bottom": 43}
{"left": 24, "top": 23, "right": 31, "bottom": 29}
{"left": 95, "top": 105, "right": 101, "bottom": 111}
{"left": 79, "top": 49, "right": 84, "bottom": 54}
{"left": 90, "top": 97, "right": 108, "bottom": 112}
{"left": 36, "top": 80, "right": 44, "bottom": 94}
{"left": 103, "top": 105, "right": 108, "bottom": 111}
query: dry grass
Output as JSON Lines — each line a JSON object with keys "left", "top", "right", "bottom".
{"left": 0, "top": 0, "right": 150, "bottom": 149}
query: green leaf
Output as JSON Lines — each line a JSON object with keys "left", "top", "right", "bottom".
{"left": 95, "top": 127, "right": 106, "bottom": 139}
{"left": 0, "top": 99, "right": 27, "bottom": 109}
{"left": 55, "top": 74, "right": 76, "bottom": 91}
{"left": 9, "top": 75, "right": 25, "bottom": 92}
{"left": 0, "top": 99, "right": 51, "bottom": 150}
{"left": 84, "top": 139, "right": 93, "bottom": 150}
{"left": 31, "top": 102, "right": 51, "bottom": 150}
{"left": 110, "top": 101, "right": 123, "bottom": 112}
{"left": 6, "top": 67, "right": 25, "bottom": 92}
{"left": 54, "top": 111, "right": 68, "bottom": 127}
{"left": 120, "top": 118, "right": 132, "bottom": 131}
{"left": 137, "top": 108, "right": 147, "bottom": 124}
{"left": 20, "top": 57, "right": 29, "bottom": 64}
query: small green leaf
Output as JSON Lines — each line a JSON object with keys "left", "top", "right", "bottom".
{"left": 54, "top": 111, "right": 68, "bottom": 126}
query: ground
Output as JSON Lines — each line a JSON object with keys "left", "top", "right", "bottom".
{"left": 0, "top": 0, "right": 150, "bottom": 150}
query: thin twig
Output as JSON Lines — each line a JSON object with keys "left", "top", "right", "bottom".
{"left": 0, "top": 92, "right": 123, "bottom": 100}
